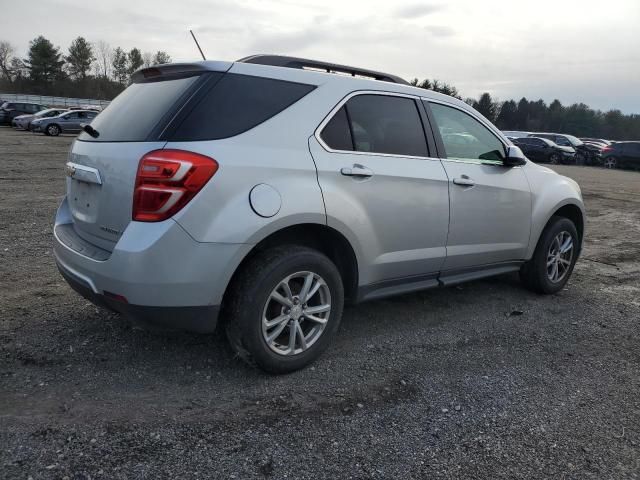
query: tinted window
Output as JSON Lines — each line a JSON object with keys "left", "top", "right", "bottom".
{"left": 429, "top": 102, "right": 505, "bottom": 162}
{"left": 78, "top": 73, "right": 202, "bottom": 142}
{"left": 320, "top": 106, "right": 353, "bottom": 151}
{"left": 342, "top": 95, "right": 428, "bottom": 157}
{"left": 171, "top": 74, "right": 315, "bottom": 141}
{"left": 555, "top": 136, "right": 572, "bottom": 147}
{"left": 64, "top": 113, "right": 78, "bottom": 119}
{"left": 531, "top": 138, "right": 546, "bottom": 147}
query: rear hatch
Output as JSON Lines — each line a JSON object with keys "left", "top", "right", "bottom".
{"left": 66, "top": 63, "right": 230, "bottom": 251}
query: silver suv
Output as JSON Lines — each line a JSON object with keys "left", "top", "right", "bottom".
{"left": 54, "top": 55, "right": 585, "bottom": 373}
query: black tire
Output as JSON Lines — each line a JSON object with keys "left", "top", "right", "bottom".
{"left": 46, "top": 124, "right": 60, "bottom": 136}
{"left": 604, "top": 156, "right": 617, "bottom": 169}
{"left": 520, "top": 216, "right": 579, "bottom": 294}
{"left": 548, "top": 153, "right": 560, "bottom": 165}
{"left": 225, "top": 245, "right": 344, "bottom": 374}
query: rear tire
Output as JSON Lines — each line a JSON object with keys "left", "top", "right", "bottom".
{"left": 225, "top": 245, "right": 344, "bottom": 374}
{"left": 520, "top": 216, "right": 579, "bottom": 294}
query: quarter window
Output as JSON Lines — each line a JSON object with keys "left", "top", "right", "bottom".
{"left": 429, "top": 102, "right": 505, "bottom": 163}
{"left": 320, "top": 106, "right": 353, "bottom": 151}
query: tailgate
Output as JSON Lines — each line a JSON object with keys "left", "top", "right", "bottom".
{"left": 67, "top": 140, "right": 166, "bottom": 251}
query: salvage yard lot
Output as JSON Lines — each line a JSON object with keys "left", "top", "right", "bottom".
{"left": 1, "top": 126, "right": 639, "bottom": 479}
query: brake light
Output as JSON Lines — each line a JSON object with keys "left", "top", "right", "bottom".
{"left": 602, "top": 146, "right": 612, "bottom": 153}
{"left": 133, "top": 149, "right": 218, "bottom": 222}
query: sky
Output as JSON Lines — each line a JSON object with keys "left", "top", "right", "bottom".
{"left": 3, "top": 0, "right": 640, "bottom": 113}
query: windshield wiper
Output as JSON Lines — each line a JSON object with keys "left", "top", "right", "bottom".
{"left": 82, "top": 124, "right": 99, "bottom": 138}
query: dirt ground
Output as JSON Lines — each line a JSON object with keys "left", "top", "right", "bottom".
{"left": 1, "top": 126, "right": 639, "bottom": 479}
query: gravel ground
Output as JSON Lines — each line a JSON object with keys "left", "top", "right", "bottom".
{"left": 1, "top": 126, "right": 639, "bottom": 479}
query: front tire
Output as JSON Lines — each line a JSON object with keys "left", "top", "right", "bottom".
{"left": 604, "top": 156, "right": 617, "bottom": 169}
{"left": 46, "top": 124, "right": 60, "bottom": 136}
{"left": 225, "top": 245, "right": 344, "bottom": 373}
{"left": 548, "top": 153, "right": 560, "bottom": 165}
{"left": 520, "top": 216, "right": 579, "bottom": 294}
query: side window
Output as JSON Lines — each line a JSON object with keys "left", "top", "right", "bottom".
{"left": 343, "top": 95, "right": 428, "bottom": 157}
{"left": 555, "top": 136, "right": 571, "bottom": 147}
{"left": 532, "top": 139, "right": 545, "bottom": 147}
{"left": 428, "top": 102, "right": 505, "bottom": 163}
{"left": 320, "top": 106, "right": 353, "bottom": 151}
{"left": 171, "top": 73, "right": 315, "bottom": 141}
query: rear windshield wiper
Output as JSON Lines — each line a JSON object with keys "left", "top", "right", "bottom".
{"left": 82, "top": 124, "right": 99, "bottom": 138}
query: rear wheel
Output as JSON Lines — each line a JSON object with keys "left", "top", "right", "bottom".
{"left": 46, "top": 124, "right": 60, "bottom": 136}
{"left": 520, "top": 216, "right": 579, "bottom": 294}
{"left": 225, "top": 245, "right": 344, "bottom": 373}
{"left": 604, "top": 156, "right": 617, "bottom": 169}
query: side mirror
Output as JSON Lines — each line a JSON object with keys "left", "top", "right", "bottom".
{"left": 503, "top": 145, "right": 527, "bottom": 167}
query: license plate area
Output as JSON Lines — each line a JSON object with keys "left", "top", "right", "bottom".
{"left": 69, "top": 179, "right": 101, "bottom": 223}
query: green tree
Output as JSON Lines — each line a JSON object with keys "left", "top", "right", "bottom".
{"left": 127, "top": 48, "right": 143, "bottom": 75}
{"left": 24, "top": 36, "right": 65, "bottom": 84}
{"left": 472, "top": 92, "right": 498, "bottom": 122}
{"left": 410, "top": 77, "right": 461, "bottom": 99}
{"left": 112, "top": 47, "right": 128, "bottom": 84}
{"left": 495, "top": 99, "right": 517, "bottom": 129}
{"left": 153, "top": 51, "right": 171, "bottom": 65}
{"left": 65, "top": 37, "right": 94, "bottom": 80}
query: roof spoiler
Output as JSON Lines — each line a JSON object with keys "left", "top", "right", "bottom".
{"left": 237, "top": 54, "right": 410, "bottom": 85}
{"left": 130, "top": 61, "right": 232, "bottom": 83}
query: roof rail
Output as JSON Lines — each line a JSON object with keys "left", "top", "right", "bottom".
{"left": 236, "top": 54, "right": 410, "bottom": 85}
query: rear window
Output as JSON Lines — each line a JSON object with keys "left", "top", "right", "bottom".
{"left": 169, "top": 74, "right": 315, "bottom": 141}
{"left": 78, "top": 73, "right": 203, "bottom": 142}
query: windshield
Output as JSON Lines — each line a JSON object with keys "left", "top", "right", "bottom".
{"left": 565, "top": 135, "right": 583, "bottom": 146}
{"left": 78, "top": 73, "right": 202, "bottom": 142}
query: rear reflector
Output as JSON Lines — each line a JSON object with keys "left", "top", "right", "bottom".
{"left": 133, "top": 149, "right": 218, "bottom": 222}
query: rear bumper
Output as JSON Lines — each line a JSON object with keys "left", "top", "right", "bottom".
{"left": 53, "top": 197, "right": 251, "bottom": 333}
{"left": 57, "top": 261, "right": 220, "bottom": 332}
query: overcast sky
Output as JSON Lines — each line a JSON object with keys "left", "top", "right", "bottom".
{"left": 4, "top": 0, "right": 640, "bottom": 113}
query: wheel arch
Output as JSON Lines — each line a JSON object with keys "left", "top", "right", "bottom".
{"left": 221, "top": 223, "right": 360, "bottom": 311}
{"left": 529, "top": 200, "right": 585, "bottom": 259}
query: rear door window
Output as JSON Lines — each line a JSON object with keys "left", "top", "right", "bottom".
{"left": 340, "top": 94, "right": 428, "bottom": 157}
{"left": 170, "top": 74, "right": 315, "bottom": 141}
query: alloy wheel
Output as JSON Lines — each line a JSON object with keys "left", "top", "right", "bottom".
{"left": 604, "top": 157, "right": 617, "bottom": 169}
{"left": 549, "top": 154, "right": 560, "bottom": 165}
{"left": 261, "top": 271, "right": 331, "bottom": 356}
{"left": 547, "top": 231, "right": 574, "bottom": 283}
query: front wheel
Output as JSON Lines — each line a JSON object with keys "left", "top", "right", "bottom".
{"left": 225, "top": 246, "right": 344, "bottom": 373}
{"left": 46, "top": 124, "right": 60, "bottom": 136}
{"left": 520, "top": 216, "right": 579, "bottom": 294}
{"left": 603, "top": 156, "right": 617, "bottom": 169}
{"left": 548, "top": 153, "right": 560, "bottom": 165}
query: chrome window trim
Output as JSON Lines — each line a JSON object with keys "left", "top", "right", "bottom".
{"left": 424, "top": 98, "right": 515, "bottom": 167}
{"left": 313, "top": 90, "right": 440, "bottom": 162}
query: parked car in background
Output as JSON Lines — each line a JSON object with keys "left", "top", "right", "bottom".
{"left": 580, "top": 138, "right": 612, "bottom": 146}
{"left": 31, "top": 110, "right": 98, "bottom": 136}
{"left": 1, "top": 102, "right": 48, "bottom": 126}
{"left": 502, "top": 130, "right": 533, "bottom": 138}
{"left": 528, "top": 133, "right": 596, "bottom": 165}
{"left": 601, "top": 141, "right": 640, "bottom": 170}
{"left": 13, "top": 108, "right": 68, "bottom": 130}
{"left": 53, "top": 55, "right": 585, "bottom": 373}
{"left": 513, "top": 137, "right": 576, "bottom": 164}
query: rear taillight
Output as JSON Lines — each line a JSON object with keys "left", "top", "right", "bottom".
{"left": 133, "top": 149, "right": 218, "bottom": 222}
{"left": 602, "top": 146, "right": 612, "bottom": 153}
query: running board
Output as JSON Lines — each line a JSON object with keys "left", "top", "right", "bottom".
{"left": 357, "top": 262, "right": 523, "bottom": 302}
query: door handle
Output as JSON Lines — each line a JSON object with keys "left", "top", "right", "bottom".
{"left": 341, "top": 164, "right": 374, "bottom": 178}
{"left": 453, "top": 175, "right": 475, "bottom": 187}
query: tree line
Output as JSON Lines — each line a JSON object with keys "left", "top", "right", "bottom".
{"left": 410, "top": 78, "right": 639, "bottom": 141}
{"left": 0, "top": 36, "right": 172, "bottom": 100}
{"left": 1, "top": 37, "right": 637, "bottom": 140}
